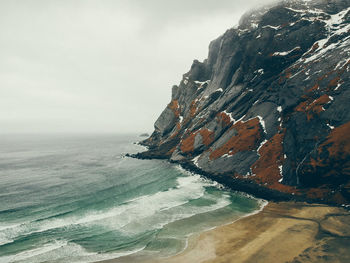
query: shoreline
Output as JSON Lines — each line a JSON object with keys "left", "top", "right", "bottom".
{"left": 151, "top": 201, "right": 350, "bottom": 263}
{"left": 163, "top": 197, "right": 269, "bottom": 259}
{"left": 95, "top": 193, "right": 268, "bottom": 263}
{"left": 130, "top": 152, "right": 311, "bottom": 205}
{"left": 130, "top": 151, "right": 350, "bottom": 207}
{"left": 97, "top": 201, "right": 350, "bottom": 263}
{"left": 104, "top": 151, "right": 350, "bottom": 263}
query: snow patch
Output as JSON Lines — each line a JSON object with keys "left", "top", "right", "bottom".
{"left": 272, "top": 46, "right": 300, "bottom": 56}
{"left": 277, "top": 106, "right": 282, "bottom": 112}
{"left": 251, "top": 23, "right": 258, "bottom": 29}
{"left": 179, "top": 116, "right": 183, "bottom": 124}
{"left": 257, "top": 139, "right": 268, "bottom": 153}
{"left": 278, "top": 165, "right": 283, "bottom": 182}
{"left": 257, "top": 116, "right": 267, "bottom": 134}
{"left": 300, "top": 7, "right": 350, "bottom": 64}
{"left": 194, "top": 80, "right": 210, "bottom": 87}
{"left": 327, "top": 124, "right": 335, "bottom": 130}
{"left": 262, "top": 25, "right": 281, "bottom": 30}
{"left": 223, "top": 110, "right": 236, "bottom": 123}
{"left": 335, "top": 83, "right": 342, "bottom": 90}
{"left": 335, "top": 59, "right": 349, "bottom": 70}
{"left": 192, "top": 155, "right": 201, "bottom": 167}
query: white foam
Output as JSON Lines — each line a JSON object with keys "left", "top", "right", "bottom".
{"left": 0, "top": 174, "right": 217, "bottom": 246}
{"left": 121, "top": 193, "right": 232, "bottom": 235}
{"left": 0, "top": 240, "right": 146, "bottom": 263}
{"left": 0, "top": 240, "right": 68, "bottom": 263}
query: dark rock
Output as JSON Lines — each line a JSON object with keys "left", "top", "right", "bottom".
{"left": 137, "top": 0, "right": 350, "bottom": 205}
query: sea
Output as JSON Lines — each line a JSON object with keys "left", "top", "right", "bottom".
{"left": 0, "top": 134, "right": 265, "bottom": 263}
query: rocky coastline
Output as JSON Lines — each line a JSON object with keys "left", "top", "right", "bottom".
{"left": 131, "top": 0, "right": 350, "bottom": 206}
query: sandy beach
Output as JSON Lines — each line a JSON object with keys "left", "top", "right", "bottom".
{"left": 102, "top": 202, "right": 350, "bottom": 263}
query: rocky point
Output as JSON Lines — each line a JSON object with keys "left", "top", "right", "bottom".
{"left": 135, "top": 0, "right": 350, "bottom": 206}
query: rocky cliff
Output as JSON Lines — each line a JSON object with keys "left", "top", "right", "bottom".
{"left": 137, "top": 0, "right": 350, "bottom": 205}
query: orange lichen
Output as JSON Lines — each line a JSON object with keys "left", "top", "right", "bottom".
{"left": 320, "top": 121, "right": 350, "bottom": 159}
{"left": 216, "top": 112, "right": 232, "bottom": 127}
{"left": 270, "top": 182, "right": 298, "bottom": 193}
{"left": 190, "top": 100, "right": 198, "bottom": 118}
{"left": 311, "top": 42, "right": 319, "bottom": 52}
{"left": 305, "top": 83, "right": 319, "bottom": 93}
{"left": 316, "top": 70, "right": 334, "bottom": 83}
{"left": 180, "top": 132, "right": 196, "bottom": 153}
{"left": 251, "top": 131, "right": 285, "bottom": 186}
{"left": 295, "top": 100, "right": 310, "bottom": 112}
{"left": 295, "top": 94, "right": 331, "bottom": 120}
{"left": 168, "top": 100, "right": 180, "bottom": 118}
{"left": 209, "top": 118, "right": 262, "bottom": 160}
{"left": 180, "top": 128, "right": 214, "bottom": 154}
{"left": 199, "top": 129, "right": 214, "bottom": 146}
{"left": 328, "top": 76, "right": 340, "bottom": 88}
{"left": 166, "top": 146, "right": 177, "bottom": 155}
{"left": 225, "top": 129, "right": 299, "bottom": 194}
{"left": 310, "top": 94, "right": 331, "bottom": 114}
{"left": 278, "top": 69, "right": 292, "bottom": 84}
{"left": 300, "top": 122, "right": 350, "bottom": 198}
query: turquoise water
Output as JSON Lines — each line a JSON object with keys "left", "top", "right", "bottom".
{"left": 0, "top": 134, "right": 263, "bottom": 263}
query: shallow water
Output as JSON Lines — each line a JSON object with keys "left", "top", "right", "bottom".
{"left": 0, "top": 134, "right": 263, "bottom": 263}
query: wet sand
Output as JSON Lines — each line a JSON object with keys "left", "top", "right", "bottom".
{"left": 99, "top": 202, "right": 350, "bottom": 263}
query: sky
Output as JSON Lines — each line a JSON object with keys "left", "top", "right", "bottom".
{"left": 0, "top": 0, "right": 277, "bottom": 134}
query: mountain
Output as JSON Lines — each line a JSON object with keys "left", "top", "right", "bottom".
{"left": 136, "top": 0, "right": 350, "bottom": 205}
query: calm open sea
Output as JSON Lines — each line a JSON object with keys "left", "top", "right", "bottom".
{"left": 0, "top": 134, "right": 263, "bottom": 263}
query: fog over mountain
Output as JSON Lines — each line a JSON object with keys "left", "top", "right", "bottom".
{"left": 0, "top": 0, "right": 277, "bottom": 134}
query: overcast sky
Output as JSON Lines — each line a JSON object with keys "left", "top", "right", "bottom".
{"left": 0, "top": 0, "right": 277, "bottom": 134}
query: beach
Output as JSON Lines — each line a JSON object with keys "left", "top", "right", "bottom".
{"left": 104, "top": 202, "right": 350, "bottom": 263}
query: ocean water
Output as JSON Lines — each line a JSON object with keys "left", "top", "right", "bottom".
{"left": 0, "top": 134, "right": 264, "bottom": 263}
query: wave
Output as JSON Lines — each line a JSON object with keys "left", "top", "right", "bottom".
{"left": 118, "top": 191, "right": 232, "bottom": 235}
{"left": 0, "top": 240, "right": 146, "bottom": 263}
{"left": 175, "top": 165, "right": 226, "bottom": 189}
{"left": 0, "top": 174, "right": 223, "bottom": 247}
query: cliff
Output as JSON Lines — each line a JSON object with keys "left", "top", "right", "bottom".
{"left": 136, "top": 0, "right": 350, "bottom": 205}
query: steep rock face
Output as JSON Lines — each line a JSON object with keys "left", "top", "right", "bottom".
{"left": 140, "top": 0, "right": 350, "bottom": 205}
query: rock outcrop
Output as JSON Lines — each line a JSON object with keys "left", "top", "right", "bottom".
{"left": 137, "top": 0, "right": 350, "bottom": 205}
